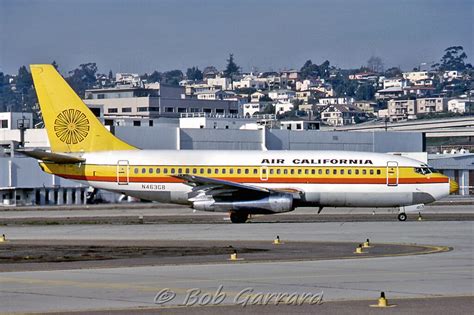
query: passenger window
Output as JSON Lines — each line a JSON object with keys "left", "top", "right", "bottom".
{"left": 376, "top": 170, "right": 381, "bottom": 175}
{"left": 326, "top": 169, "right": 330, "bottom": 175}
{"left": 207, "top": 169, "right": 211, "bottom": 174}
{"left": 262, "top": 169, "right": 267, "bottom": 174}
{"left": 222, "top": 169, "right": 226, "bottom": 174}
{"left": 200, "top": 168, "right": 204, "bottom": 174}
{"left": 171, "top": 168, "right": 175, "bottom": 174}
{"left": 163, "top": 168, "right": 168, "bottom": 174}
{"left": 148, "top": 168, "right": 153, "bottom": 173}
{"left": 237, "top": 169, "right": 241, "bottom": 174}
{"left": 311, "top": 169, "right": 315, "bottom": 175}
{"left": 319, "top": 169, "right": 323, "bottom": 175}
{"left": 333, "top": 169, "right": 337, "bottom": 175}
{"left": 192, "top": 168, "right": 197, "bottom": 174}
{"left": 185, "top": 168, "right": 189, "bottom": 174}
{"left": 290, "top": 169, "right": 295, "bottom": 175}
{"left": 348, "top": 169, "right": 352, "bottom": 175}
{"left": 270, "top": 169, "right": 274, "bottom": 175}
{"left": 245, "top": 169, "right": 249, "bottom": 174}
{"left": 370, "top": 170, "right": 374, "bottom": 175}
{"left": 355, "top": 169, "right": 359, "bottom": 175}
{"left": 134, "top": 168, "right": 139, "bottom": 174}
{"left": 340, "top": 169, "right": 344, "bottom": 175}
{"left": 277, "top": 169, "right": 281, "bottom": 175}
{"left": 215, "top": 169, "right": 219, "bottom": 174}
{"left": 156, "top": 168, "right": 160, "bottom": 174}
{"left": 253, "top": 169, "right": 258, "bottom": 175}
{"left": 178, "top": 168, "right": 182, "bottom": 174}
{"left": 362, "top": 170, "right": 366, "bottom": 175}
{"left": 305, "top": 169, "right": 309, "bottom": 175}
{"left": 298, "top": 169, "right": 302, "bottom": 175}
{"left": 229, "top": 169, "right": 234, "bottom": 174}
{"left": 284, "top": 169, "right": 288, "bottom": 175}
{"left": 142, "top": 168, "right": 146, "bottom": 174}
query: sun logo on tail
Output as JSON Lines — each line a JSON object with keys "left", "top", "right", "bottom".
{"left": 54, "top": 109, "right": 90, "bottom": 144}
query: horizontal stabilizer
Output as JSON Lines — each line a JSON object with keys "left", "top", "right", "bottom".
{"left": 17, "top": 149, "right": 85, "bottom": 164}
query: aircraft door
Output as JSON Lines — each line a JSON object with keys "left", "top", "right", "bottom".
{"left": 117, "top": 160, "right": 130, "bottom": 185}
{"left": 260, "top": 166, "right": 269, "bottom": 181}
{"left": 386, "top": 161, "right": 398, "bottom": 186}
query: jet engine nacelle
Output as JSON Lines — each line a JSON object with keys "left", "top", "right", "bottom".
{"left": 192, "top": 193, "right": 294, "bottom": 214}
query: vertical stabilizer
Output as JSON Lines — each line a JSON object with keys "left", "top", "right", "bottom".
{"left": 30, "top": 64, "right": 137, "bottom": 153}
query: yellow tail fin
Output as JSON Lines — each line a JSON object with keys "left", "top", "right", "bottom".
{"left": 30, "top": 64, "right": 137, "bottom": 153}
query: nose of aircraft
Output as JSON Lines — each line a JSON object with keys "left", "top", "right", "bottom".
{"left": 449, "top": 179, "right": 459, "bottom": 194}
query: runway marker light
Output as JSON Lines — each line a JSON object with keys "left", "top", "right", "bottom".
{"left": 0, "top": 234, "right": 5, "bottom": 243}
{"left": 417, "top": 212, "right": 423, "bottom": 221}
{"left": 230, "top": 250, "right": 238, "bottom": 260}
{"left": 363, "top": 239, "right": 371, "bottom": 248}
{"left": 273, "top": 235, "right": 281, "bottom": 245}
{"left": 138, "top": 215, "right": 144, "bottom": 224}
{"left": 370, "top": 291, "right": 397, "bottom": 308}
{"left": 354, "top": 244, "right": 364, "bottom": 254}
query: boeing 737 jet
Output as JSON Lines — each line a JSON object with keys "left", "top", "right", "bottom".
{"left": 22, "top": 64, "right": 458, "bottom": 222}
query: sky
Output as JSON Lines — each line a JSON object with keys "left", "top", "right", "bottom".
{"left": 0, "top": 0, "right": 472, "bottom": 75}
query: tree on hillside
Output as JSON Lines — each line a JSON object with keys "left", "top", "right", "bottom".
{"left": 433, "top": 46, "right": 472, "bottom": 72}
{"left": 300, "top": 60, "right": 331, "bottom": 80}
{"left": 66, "top": 63, "right": 98, "bottom": 97}
{"left": 367, "top": 56, "right": 384, "bottom": 73}
{"left": 161, "top": 70, "right": 183, "bottom": 86}
{"left": 223, "top": 54, "right": 240, "bottom": 78}
{"left": 186, "top": 66, "right": 203, "bottom": 81}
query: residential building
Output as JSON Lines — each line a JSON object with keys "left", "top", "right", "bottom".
{"left": 448, "top": 98, "right": 474, "bottom": 114}
{"left": 402, "top": 71, "right": 432, "bottom": 83}
{"left": 320, "top": 104, "right": 365, "bottom": 126}
{"left": 250, "top": 91, "right": 267, "bottom": 103}
{"left": 274, "top": 101, "right": 294, "bottom": 115}
{"left": 296, "top": 90, "right": 313, "bottom": 104}
{"left": 280, "top": 119, "right": 320, "bottom": 131}
{"left": 268, "top": 89, "right": 296, "bottom": 102}
{"left": 207, "top": 77, "right": 232, "bottom": 90}
{"left": 232, "top": 75, "right": 267, "bottom": 90}
{"left": 195, "top": 90, "right": 238, "bottom": 101}
{"left": 84, "top": 85, "right": 239, "bottom": 119}
{"left": 348, "top": 72, "right": 378, "bottom": 81}
{"left": 115, "top": 73, "right": 142, "bottom": 87}
{"left": 416, "top": 97, "right": 447, "bottom": 114}
{"left": 443, "top": 70, "right": 463, "bottom": 82}
{"left": 375, "top": 87, "right": 405, "bottom": 100}
{"left": 383, "top": 78, "right": 408, "bottom": 90}
{"left": 387, "top": 99, "right": 417, "bottom": 121}
{"left": 318, "top": 97, "right": 354, "bottom": 105}
{"left": 243, "top": 103, "right": 266, "bottom": 117}
{"left": 353, "top": 101, "right": 378, "bottom": 113}
{"left": 280, "top": 70, "right": 300, "bottom": 85}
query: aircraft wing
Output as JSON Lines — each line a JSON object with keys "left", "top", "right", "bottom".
{"left": 172, "top": 174, "right": 302, "bottom": 199}
{"left": 17, "top": 149, "right": 85, "bottom": 164}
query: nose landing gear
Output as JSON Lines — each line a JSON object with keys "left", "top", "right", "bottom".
{"left": 229, "top": 212, "right": 249, "bottom": 223}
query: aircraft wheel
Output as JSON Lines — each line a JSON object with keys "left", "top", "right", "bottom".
{"left": 230, "top": 212, "right": 249, "bottom": 223}
{"left": 398, "top": 213, "right": 407, "bottom": 221}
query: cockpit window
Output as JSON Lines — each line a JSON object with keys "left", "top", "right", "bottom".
{"left": 414, "top": 166, "right": 432, "bottom": 175}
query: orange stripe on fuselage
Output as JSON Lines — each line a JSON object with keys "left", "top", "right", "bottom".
{"left": 57, "top": 174, "right": 449, "bottom": 185}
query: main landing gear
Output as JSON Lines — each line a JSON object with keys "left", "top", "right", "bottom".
{"left": 229, "top": 212, "right": 249, "bottom": 224}
{"left": 397, "top": 212, "right": 407, "bottom": 222}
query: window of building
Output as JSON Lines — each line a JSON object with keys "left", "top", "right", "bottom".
{"left": 122, "top": 107, "right": 132, "bottom": 113}
{"left": 107, "top": 108, "right": 118, "bottom": 113}
{"left": 133, "top": 121, "right": 141, "bottom": 127}
{"left": 149, "top": 120, "right": 154, "bottom": 127}
{"left": 216, "top": 109, "right": 224, "bottom": 114}
{"left": 97, "top": 94, "right": 105, "bottom": 99}
{"left": 178, "top": 108, "right": 187, "bottom": 113}
{"left": 203, "top": 108, "right": 212, "bottom": 113}
{"left": 165, "top": 107, "right": 174, "bottom": 113}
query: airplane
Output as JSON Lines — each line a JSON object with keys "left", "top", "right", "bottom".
{"left": 22, "top": 64, "right": 459, "bottom": 223}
